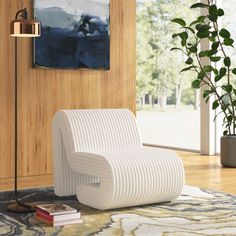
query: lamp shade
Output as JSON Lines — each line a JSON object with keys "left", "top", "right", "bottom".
{"left": 10, "top": 19, "right": 41, "bottom": 37}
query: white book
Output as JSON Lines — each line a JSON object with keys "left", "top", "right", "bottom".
{"left": 53, "top": 218, "right": 83, "bottom": 227}
{"left": 35, "top": 203, "right": 78, "bottom": 216}
{"left": 54, "top": 212, "right": 81, "bottom": 221}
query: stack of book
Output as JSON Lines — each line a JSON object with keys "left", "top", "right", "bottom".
{"left": 35, "top": 203, "right": 82, "bottom": 227}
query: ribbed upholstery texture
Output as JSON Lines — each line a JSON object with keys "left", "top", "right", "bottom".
{"left": 52, "top": 109, "right": 185, "bottom": 210}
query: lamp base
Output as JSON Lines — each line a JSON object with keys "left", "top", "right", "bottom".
{"left": 7, "top": 200, "right": 35, "bottom": 213}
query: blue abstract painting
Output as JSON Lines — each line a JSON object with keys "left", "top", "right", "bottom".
{"left": 34, "top": 0, "right": 110, "bottom": 69}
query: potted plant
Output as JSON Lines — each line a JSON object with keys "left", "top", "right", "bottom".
{"left": 171, "top": 0, "right": 236, "bottom": 167}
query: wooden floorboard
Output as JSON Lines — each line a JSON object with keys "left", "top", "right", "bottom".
{"left": 177, "top": 150, "right": 236, "bottom": 195}
{"left": 0, "top": 151, "right": 236, "bottom": 195}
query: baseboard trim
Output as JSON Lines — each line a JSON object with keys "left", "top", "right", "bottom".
{"left": 143, "top": 143, "right": 200, "bottom": 153}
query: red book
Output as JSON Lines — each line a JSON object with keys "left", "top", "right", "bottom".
{"left": 36, "top": 215, "right": 52, "bottom": 225}
{"left": 36, "top": 209, "right": 53, "bottom": 222}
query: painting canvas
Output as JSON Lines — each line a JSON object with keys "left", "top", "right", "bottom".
{"left": 34, "top": 0, "right": 110, "bottom": 69}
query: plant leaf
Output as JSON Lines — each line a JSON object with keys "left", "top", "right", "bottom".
{"left": 203, "top": 90, "right": 212, "bottom": 98}
{"left": 211, "top": 42, "right": 220, "bottom": 50}
{"left": 185, "top": 57, "right": 193, "bottom": 65}
{"left": 181, "top": 40, "right": 187, "bottom": 47}
{"left": 199, "top": 50, "right": 208, "bottom": 57}
{"left": 206, "top": 95, "right": 211, "bottom": 104}
{"left": 171, "top": 18, "right": 186, "bottom": 27}
{"left": 189, "top": 16, "right": 206, "bottom": 26}
{"left": 224, "top": 57, "right": 231, "bottom": 67}
{"left": 190, "top": 3, "right": 209, "bottom": 8}
{"left": 232, "top": 68, "right": 236, "bottom": 75}
{"left": 232, "top": 100, "right": 236, "bottom": 106}
{"left": 208, "top": 5, "right": 218, "bottom": 22}
{"left": 188, "top": 46, "right": 198, "bottom": 53}
{"left": 224, "top": 38, "right": 234, "bottom": 47}
{"left": 210, "top": 56, "right": 221, "bottom": 62}
{"left": 198, "top": 16, "right": 206, "bottom": 21}
{"left": 170, "top": 47, "right": 184, "bottom": 52}
{"left": 207, "top": 49, "right": 218, "bottom": 56}
{"left": 227, "top": 115, "right": 233, "bottom": 122}
{"left": 192, "top": 80, "right": 201, "bottom": 88}
{"left": 217, "top": 8, "right": 224, "bottom": 16}
{"left": 197, "top": 31, "right": 210, "bottom": 38}
{"left": 213, "top": 68, "right": 218, "bottom": 75}
{"left": 203, "top": 65, "right": 213, "bottom": 73}
{"left": 197, "top": 71, "right": 205, "bottom": 80}
{"left": 208, "top": 36, "right": 215, "bottom": 42}
{"left": 179, "top": 32, "right": 188, "bottom": 40}
{"left": 219, "top": 28, "right": 231, "bottom": 38}
{"left": 198, "top": 24, "right": 211, "bottom": 31}
{"left": 214, "top": 75, "right": 222, "bottom": 82}
{"left": 211, "top": 31, "right": 217, "bottom": 37}
{"left": 222, "top": 84, "right": 233, "bottom": 93}
{"left": 219, "top": 67, "right": 227, "bottom": 76}
{"left": 180, "top": 66, "right": 197, "bottom": 73}
{"left": 212, "top": 100, "right": 219, "bottom": 110}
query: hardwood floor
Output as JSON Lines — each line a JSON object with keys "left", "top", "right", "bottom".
{"left": 177, "top": 151, "right": 236, "bottom": 195}
{"left": 1, "top": 151, "right": 236, "bottom": 195}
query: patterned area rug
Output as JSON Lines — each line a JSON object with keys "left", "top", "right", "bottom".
{"left": 0, "top": 186, "right": 236, "bottom": 236}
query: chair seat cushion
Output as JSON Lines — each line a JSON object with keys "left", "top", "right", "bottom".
{"left": 70, "top": 147, "right": 185, "bottom": 210}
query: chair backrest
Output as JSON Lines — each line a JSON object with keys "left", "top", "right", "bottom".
{"left": 52, "top": 109, "right": 143, "bottom": 154}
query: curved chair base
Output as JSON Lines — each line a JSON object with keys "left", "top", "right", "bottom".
{"left": 71, "top": 147, "right": 184, "bottom": 210}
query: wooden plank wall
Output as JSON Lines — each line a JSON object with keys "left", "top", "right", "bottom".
{"left": 0, "top": 0, "right": 136, "bottom": 190}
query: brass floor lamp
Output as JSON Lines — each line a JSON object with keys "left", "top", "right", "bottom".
{"left": 7, "top": 8, "right": 41, "bottom": 213}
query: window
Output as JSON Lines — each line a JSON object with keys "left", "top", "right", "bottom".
{"left": 136, "top": 0, "right": 200, "bottom": 150}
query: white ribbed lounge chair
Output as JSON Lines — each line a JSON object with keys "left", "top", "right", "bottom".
{"left": 52, "top": 109, "right": 185, "bottom": 210}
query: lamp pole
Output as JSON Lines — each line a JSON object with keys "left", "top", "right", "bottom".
{"left": 7, "top": 8, "right": 41, "bottom": 213}
{"left": 14, "top": 35, "right": 18, "bottom": 199}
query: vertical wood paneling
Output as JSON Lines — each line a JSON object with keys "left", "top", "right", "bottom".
{"left": 0, "top": 0, "right": 136, "bottom": 188}
{"left": 0, "top": 0, "right": 15, "bottom": 179}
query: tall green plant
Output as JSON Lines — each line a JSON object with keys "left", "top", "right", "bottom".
{"left": 171, "top": 0, "right": 236, "bottom": 135}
